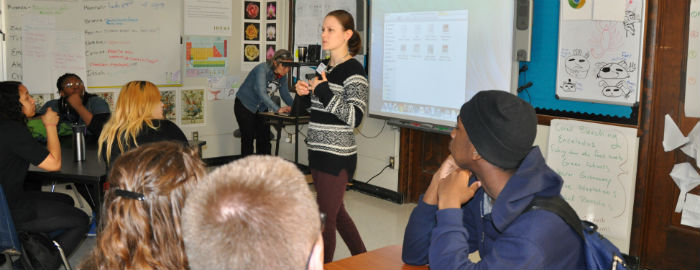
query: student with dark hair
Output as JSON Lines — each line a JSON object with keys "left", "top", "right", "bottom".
{"left": 39, "top": 73, "right": 111, "bottom": 136}
{"left": 235, "top": 49, "right": 294, "bottom": 156}
{"left": 295, "top": 9, "right": 368, "bottom": 262}
{"left": 0, "top": 81, "right": 89, "bottom": 259}
{"left": 402, "top": 91, "right": 585, "bottom": 269}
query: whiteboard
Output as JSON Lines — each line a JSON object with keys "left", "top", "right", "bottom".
{"left": 555, "top": 0, "right": 645, "bottom": 106}
{"left": 546, "top": 119, "right": 638, "bottom": 253}
{"left": 685, "top": 0, "right": 700, "bottom": 118}
{"left": 5, "top": 0, "right": 182, "bottom": 89}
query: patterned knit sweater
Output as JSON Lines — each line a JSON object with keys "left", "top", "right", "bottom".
{"left": 307, "top": 58, "right": 368, "bottom": 177}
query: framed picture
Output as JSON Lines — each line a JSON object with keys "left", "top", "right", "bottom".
{"left": 244, "top": 44, "right": 260, "bottom": 62}
{"left": 244, "top": 1, "right": 260, "bottom": 20}
{"left": 266, "top": 23, "right": 276, "bottom": 41}
{"left": 244, "top": 22, "right": 260, "bottom": 41}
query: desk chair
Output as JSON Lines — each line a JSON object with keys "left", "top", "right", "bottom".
{"left": 0, "top": 186, "right": 72, "bottom": 270}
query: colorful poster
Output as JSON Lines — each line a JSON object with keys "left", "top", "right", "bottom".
{"left": 244, "top": 1, "right": 261, "bottom": 20}
{"left": 181, "top": 89, "right": 205, "bottom": 125}
{"left": 266, "top": 23, "right": 276, "bottom": 41}
{"left": 208, "top": 75, "right": 240, "bottom": 101}
{"left": 267, "top": 2, "right": 277, "bottom": 20}
{"left": 185, "top": 36, "right": 229, "bottom": 78}
{"left": 266, "top": 45, "right": 276, "bottom": 61}
{"left": 160, "top": 90, "right": 177, "bottom": 122}
{"left": 95, "top": 91, "right": 116, "bottom": 112}
{"left": 244, "top": 22, "right": 260, "bottom": 41}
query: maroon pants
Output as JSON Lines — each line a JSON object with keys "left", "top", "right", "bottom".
{"left": 313, "top": 169, "right": 367, "bottom": 262}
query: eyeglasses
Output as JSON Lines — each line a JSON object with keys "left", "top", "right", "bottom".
{"left": 63, "top": 82, "right": 83, "bottom": 88}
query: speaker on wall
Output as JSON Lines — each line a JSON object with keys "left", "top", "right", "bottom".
{"left": 514, "top": 0, "right": 533, "bottom": 62}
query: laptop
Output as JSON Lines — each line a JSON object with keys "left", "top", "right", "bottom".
{"left": 282, "top": 94, "right": 310, "bottom": 116}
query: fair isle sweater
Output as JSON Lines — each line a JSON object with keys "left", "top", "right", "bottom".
{"left": 307, "top": 58, "right": 368, "bottom": 177}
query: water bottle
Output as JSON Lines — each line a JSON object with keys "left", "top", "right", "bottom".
{"left": 72, "top": 123, "right": 86, "bottom": 161}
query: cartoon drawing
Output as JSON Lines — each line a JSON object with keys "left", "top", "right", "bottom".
{"left": 623, "top": 10, "right": 641, "bottom": 37}
{"left": 589, "top": 22, "right": 625, "bottom": 58}
{"left": 596, "top": 61, "right": 636, "bottom": 79}
{"left": 560, "top": 79, "right": 577, "bottom": 92}
{"left": 564, "top": 49, "right": 590, "bottom": 79}
{"left": 600, "top": 80, "right": 631, "bottom": 98}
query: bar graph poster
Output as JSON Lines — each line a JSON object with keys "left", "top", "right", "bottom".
{"left": 185, "top": 36, "right": 228, "bottom": 78}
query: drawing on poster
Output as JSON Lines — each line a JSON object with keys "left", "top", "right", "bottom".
{"left": 244, "top": 22, "right": 260, "bottom": 41}
{"left": 181, "top": 89, "right": 205, "bottom": 125}
{"left": 266, "top": 45, "right": 276, "bottom": 60}
{"left": 161, "top": 90, "right": 177, "bottom": 122}
{"left": 266, "top": 23, "right": 276, "bottom": 41}
{"left": 244, "top": 44, "right": 260, "bottom": 62}
{"left": 555, "top": 0, "right": 644, "bottom": 106}
{"left": 244, "top": 1, "right": 260, "bottom": 20}
{"left": 30, "top": 94, "right": 47, "bottom": 110}
{"left": 267, "top": 2, "right": 277, "bottom": 20}
{"left": 96, "top": 92, "right": 115, "bottom": 112}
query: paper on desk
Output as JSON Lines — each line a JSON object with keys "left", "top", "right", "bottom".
{"left": 664, "top": 114, "right": 690, "bottom": 152}
{"left": 561, "top": 0, "right": 592, "bottom": 21}
{"left": 670, "top": 163, "right": 700, "bottom": 213}
{"left": 680, "top": 122, "right": 700, "bottom": 166}
{"left": 681, "top": 193, "right": 700, "bottom": 228}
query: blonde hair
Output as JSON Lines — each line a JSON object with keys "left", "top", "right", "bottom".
{"left": 98, "top": 81, "right": 161, "bottom": 163}
{"left": 182, "top": 156, "right": 320, "bottom": 269}
{"left": 79, "top": 141, "right": 205, "bottom": 270}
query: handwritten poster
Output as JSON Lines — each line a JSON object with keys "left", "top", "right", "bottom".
{"left": 6, "top": 0, "right": 183, "bottom": 87}
{"left": 686, "top": 0, "right": 700, "bottom": 118}
{"left": 546, "top": 119, "right": 639, "bottom": 252}
{"left": 555, "top": 0, "right": 645, "bottom": 106}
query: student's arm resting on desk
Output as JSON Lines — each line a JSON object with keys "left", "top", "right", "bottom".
{"left": 313, "top": 74, "right": 368, "bottom": 128}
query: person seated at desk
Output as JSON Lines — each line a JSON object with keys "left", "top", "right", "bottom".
{"left": 0, "top": 81, "right": 89, "bottom": 261}
{"left": 39, "top": 73, "right": 111, "bottom": 137}
{"left": 401, "top": 91, "right": 585, "bottom": 269}
{"left": 98, "top": 80, "right": 188, "bottom": 171}
{"left": 182, "top": 156, "right": 324, "bottom": 270}
{"left": 79, "top": 141, "right": 206, "bottom": 269}
{"left": 234, "top": 49, "right": 294, "bottom": 157}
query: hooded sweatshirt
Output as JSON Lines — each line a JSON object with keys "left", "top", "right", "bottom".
{"left": 402, "top": 147, "right": 586, "bottom": 269}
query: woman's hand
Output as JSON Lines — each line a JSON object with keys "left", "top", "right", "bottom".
{"left": 295, "top": 80, "right": 311, "bottom": 96}
{"left": 309, "top": 71, "right": 328, "bottom": 92}
{"left": 41, "top": 107, "right": 59, "bottom": 127}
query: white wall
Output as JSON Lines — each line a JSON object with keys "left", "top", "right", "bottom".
{"left": 171, "top": 1, "right": 402, "bottom": 192}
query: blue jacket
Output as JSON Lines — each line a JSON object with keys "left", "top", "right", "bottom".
{"left": 402, "top": 147, "right": 586, "bottom": 270}
{"left": 236, "top": 62, "right": 293, "bottom": 113}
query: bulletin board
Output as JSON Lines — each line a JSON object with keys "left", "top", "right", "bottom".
{"left": 517, "top": 0, "right": 646, "bottom": 125}
{"left": 4, "top": 0, "right": 183, "bottom": 90}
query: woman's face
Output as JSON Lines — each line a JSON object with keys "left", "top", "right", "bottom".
{"left": 321, "top": 16, "right": 351, "bottom": 51}
{"left": 151, "top": 101, "right": 164, "bottom": 119}
{"left": 18, "top": 84, "right": 36, "bottom": 117}
{"left": 274, "top": 60, "right": 291, "bottom": 76}
{"left": 60, "top": 76, "right": 85, "bottom": 98}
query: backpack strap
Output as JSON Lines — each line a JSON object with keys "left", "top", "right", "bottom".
{"left": 524, "top": 196, "right": 584, "bottom": 239}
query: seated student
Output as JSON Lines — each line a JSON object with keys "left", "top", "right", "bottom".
{"left": 182, "top": 156, "right": 324, "bottom": 270}
{"left": 39, "top": 73, "right": 111, "bottom": 136}
{"left": 79, "top": 141, "right": 206, "bottom": 269}
{"left": 98, "top": 80, "right": 188, "bottom": 171}
{"left": 402, "top": 91, "right": 585, "bottom": 269}
{"left": 0, "top": 81, "right": 89, "bottom": 259}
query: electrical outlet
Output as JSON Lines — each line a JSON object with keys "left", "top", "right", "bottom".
{"left": 192, "top": 131, "right": 199, "bottom": 141}
{"left": 389, "top": 156, "right": 395, "bottom": 169}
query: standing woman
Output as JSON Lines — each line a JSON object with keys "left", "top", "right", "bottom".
{"left": 98, "top": 81, "right": 188, "bottom": 171}
{"left": 235, "top": 49, "right": 294, "bottom": 157}
{"left": 295, "top": 10, "right": 368, "bottom": 262}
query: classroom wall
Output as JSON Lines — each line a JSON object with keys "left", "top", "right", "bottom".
{"left": 174, "top": 1, "right": 401, "bottom": 192}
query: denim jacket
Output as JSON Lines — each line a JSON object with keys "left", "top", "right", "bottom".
{"left": 236, "top": 62, "right": 294, "bottom": 112}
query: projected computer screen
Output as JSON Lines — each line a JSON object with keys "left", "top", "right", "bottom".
{"left": 368, "top": 0, "right": 516, "bottom": 127}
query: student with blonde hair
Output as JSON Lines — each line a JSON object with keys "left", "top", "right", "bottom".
{"left": 98, "top": 81, "right": 188, "bottom": 169}
{"left": 79, "top": 141, "right": 206, "bottom": 270}
{"left": 183, "top": 156, "right": 324, "bottom": 270}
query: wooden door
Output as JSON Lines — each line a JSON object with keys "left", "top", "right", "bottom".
{"left": 398, "top": 128, "right": 451, "bottom": 203}
{"left": 630, "top": 0, "right": 700, "bottom": 268}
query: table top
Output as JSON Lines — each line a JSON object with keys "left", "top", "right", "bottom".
{"left": 324, "top": 245, "right": 428, "bottom": 270}
{"left": 28, "top": 138, "right": 105, "bottom": 183}
{"left": 258, "top": 111, "right": 310, "bottom": 121}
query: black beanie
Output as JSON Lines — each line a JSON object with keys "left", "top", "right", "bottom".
{"left": 460, "top": 90, "right": 537, "bottom": 169}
